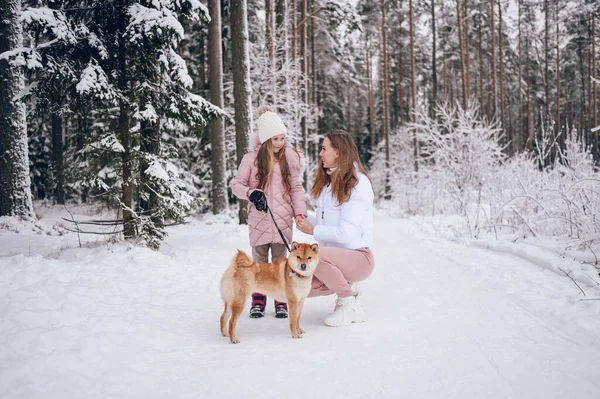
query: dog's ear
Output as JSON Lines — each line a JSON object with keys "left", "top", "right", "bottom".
{"left": 291, "top": 241, "right": 299, "bottom": 251}
{"left": 310, "top": 243, "right": 319, "bottom": 253}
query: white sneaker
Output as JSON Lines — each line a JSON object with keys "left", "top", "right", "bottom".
{"left": 324, "top": 296, "right": 366, "bottom": 327}
{"left": 333, "top": 282, "right": 363, "bottom": 311}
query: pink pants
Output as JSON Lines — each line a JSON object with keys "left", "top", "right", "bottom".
{"left": 309, "top": 247, "right": 374, "bottom": 298}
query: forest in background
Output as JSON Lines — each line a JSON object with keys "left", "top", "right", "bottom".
{"left": 1, "top": 0, "right": 599, "bottom": 254}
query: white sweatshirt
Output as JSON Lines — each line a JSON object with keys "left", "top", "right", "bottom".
{"left": 309, "top": 171, "right": 374, "bottom": 250}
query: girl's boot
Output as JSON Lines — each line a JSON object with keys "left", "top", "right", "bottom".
{"left": 249, "top": 293, "right": 266, "bottom": 318}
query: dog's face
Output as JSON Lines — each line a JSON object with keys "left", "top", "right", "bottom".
{"left": 288, "top": 241, "right": 319, "bottom": 276}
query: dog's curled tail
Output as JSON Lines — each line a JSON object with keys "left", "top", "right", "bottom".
{"left": 235, "top": 250, "right": 254, "bottom": 268}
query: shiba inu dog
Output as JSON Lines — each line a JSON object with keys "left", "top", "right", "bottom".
{"left": 219, "top": 241, "right": 319, "bottom": 344}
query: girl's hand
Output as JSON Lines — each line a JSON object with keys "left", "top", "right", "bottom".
{"left": 296, "top": 217, "right": 314, "bottom": 235}
{"left": 295, "top": 215, "right": 305, "bottom": 225}
{"left": 247, "top": 188, "right": 263, "bottom": 199}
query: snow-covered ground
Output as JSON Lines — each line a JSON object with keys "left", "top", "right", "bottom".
{"left": 1, "top": 204, "right": 600, "bottom": 399}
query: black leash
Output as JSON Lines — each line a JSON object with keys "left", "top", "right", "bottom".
{"left": 249, "top": 190, "right": 291, "bottom": 252}
{"left": 267, "top": 206, "right": 291, "bottom": 252}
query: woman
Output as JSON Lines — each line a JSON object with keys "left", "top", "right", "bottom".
{"left": 231, "top": 108, "right": 307, "bottom": 319}
{"left": 297, "top": 130, "right": 374, "bottom": 327}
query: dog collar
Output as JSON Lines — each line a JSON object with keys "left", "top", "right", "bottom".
{"left": 289, "top": 270, "right": 305, "bottom": 279}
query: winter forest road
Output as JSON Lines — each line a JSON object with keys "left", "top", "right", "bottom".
{"left": 2, "top": 213, "right": 600, "bottom": 399}
{"left": 180, "top": 214, "right": 600, "bottom": 399}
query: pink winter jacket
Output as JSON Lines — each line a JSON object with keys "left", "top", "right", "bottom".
{"left": 231, "top": 135, "right": 307, "bottom": 247}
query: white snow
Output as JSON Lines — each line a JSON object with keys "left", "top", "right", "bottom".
{"left": 20, "top": 7, "right": 76, "bottom": 44}
{"left": 127, "top": 4, "right": 185, "bottom": 41}
{"left": 1, "top": 204, "right": 600, "bottom": 399}
{"left": 144, "top": 159, "right": 170, "bottom": 181}
{"left": 167, "top": 48, "right": 194, "bottom": 88}
{"left": 75, "top": 61, "right": 116, "bottom": 101}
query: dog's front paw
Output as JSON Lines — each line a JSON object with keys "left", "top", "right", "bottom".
{"left": 297, "top": 327, "right": 305, "bottom": 335}
{"left": 230, "top": 336, "right": 241, "bottom": 344}
{"left": 291, "top": 331, "right": 304, "bottom": 339}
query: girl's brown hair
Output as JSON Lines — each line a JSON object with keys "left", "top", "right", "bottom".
{"left": 255, "top": 138, "right": 292, "bottom": 196}
{"left": 310, "top": 130, "right": 371, "bottom": 204}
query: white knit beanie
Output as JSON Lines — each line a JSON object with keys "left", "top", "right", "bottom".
{"left": 257, "top": 109, "right": 287, "bottom": 144}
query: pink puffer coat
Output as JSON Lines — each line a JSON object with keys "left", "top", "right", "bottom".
{"left": 231, "top": 135, "right": 307, "bottom": 247}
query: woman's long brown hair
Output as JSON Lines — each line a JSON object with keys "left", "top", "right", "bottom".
{"left": 255, "top": 139, "right": 292, "bottom": 196}
{"left": 311, "top": 130, "right": 371, "bottom": 204}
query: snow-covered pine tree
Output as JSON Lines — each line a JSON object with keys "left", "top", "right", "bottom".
{"left": 18, "top": 0, "right": 222, "bottom": 248}
{"left": 0, "top": 0, "right": 35, "bottom": 219}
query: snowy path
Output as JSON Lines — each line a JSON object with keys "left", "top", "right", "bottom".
{"left": 1, "top": 213, "right": 600, "bottom": 398}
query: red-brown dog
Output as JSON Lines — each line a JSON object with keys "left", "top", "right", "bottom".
{"left": 219, "top": 242, "right": 319, "bottom": 344}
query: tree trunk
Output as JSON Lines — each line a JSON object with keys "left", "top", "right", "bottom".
{"left": 199, "top": 35, "right": 207, "bottom": 91}
{"left": 593, "top": 13, "right": 598, "bottom": 164}
{"left": 456, "top": 0, "right": 467, "bottom": 108}
{"left": 276, "top": 0, "right": 289, "bottom": 113}
{"left": 544, "top": 0, "right": 550, "bottom": 129}
{"left": 117, "top": 3, "right": 134, "bottom": 238}
{"left": 526, "top": 31, "right": 532, "bottom": 150}
{"left": 265, "top": 0, "right": 276, "bottom": 103}
{"left": 291, "top": 0, "right": 297, "bottom": 62}
{"left": 398, "top": 43, "right": 404, "bottom": 124}
{"left": 490, "top": 0, "right": 497, "bottom": 117}
{"left": 463, "top": 0, "right": 471, "bottom": 100}
{"left": 51, "top": 113, "right": 65, "bottom": 204}
{"left": 498, "top": 0, "right": 507, "bottom": 150}
{"left": 555, "top": 0, "right": 561, "bottom": 157}
{"left": 0, "top": 0, "right": 34, "bottom": 218}
{"left": 367, "top": 35, "right": 376, "bottom": 149}
{"left": 381, "top": 0, "right": 391, "bottom": 199}
{"left": 410, "top": 0, "right": 418, "bottom": 171}
{"left": 275, "top": 0, "right": 289, "bottom": 71}
{"left": 265, "top": 0, "right": 275, "bottom": 65}
{"left": 208, "top": 0, "right": 228, "bottom": 214}
{"left": 310, "top": 0, "right": 317, "bottom": 106}
{"left": 478, "top": 1, "right": 484, "bottom": 116}
{"left": 139, "top": 119, "right": 161, "bottom": 224}
{"left": 431, "top": 0, "right": 438, "bottom": 113}
{"left": 441, "top": 0, "right": 447, "bottom": 100}
{"left": 381, "top": 0, "right": 390, "bottom": 141}
{"left": 589, "top": 19, "right": 594, "bottom": 152}
{"left": 577, "top": 30, "right": 586, "bottom": 144}
{"left": 518, "top": 0, "right": 523, "bottom": 151}
{"left": 300, "top": 0, "right": 309, "bottom": 185}
{"left": 231, "top": 0, "right": 253, "bottom": 223}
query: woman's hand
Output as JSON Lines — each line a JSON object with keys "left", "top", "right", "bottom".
{"left": 296, "top": 216, "right": 314, "bottom": 235}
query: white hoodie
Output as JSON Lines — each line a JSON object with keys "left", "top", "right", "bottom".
{"left": 309, "top": 170, "right": 374, "bottom": 250}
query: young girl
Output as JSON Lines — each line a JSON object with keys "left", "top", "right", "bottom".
{"left": 231, "top": 108, "right": 306, "bottom": 318}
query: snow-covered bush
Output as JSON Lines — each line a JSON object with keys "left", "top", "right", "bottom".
{"left": 492, "top": 133, "right": 600, "bottom": 246}
{"left": 373, "top": 101, "right": 599, "bottom": 261}
{"left": 372, "top": 102, "right": 505, "bottom": 236}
